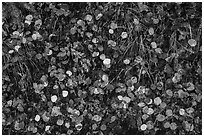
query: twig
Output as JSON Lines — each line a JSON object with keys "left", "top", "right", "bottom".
{"left": 117, "top": 38, "right": 136, "bottom": 64}
{"left": 137, "top": 64, "right": 144, "bottom": 83}
{"left": 189, "top": 24, "right": 192, "bottom": 39}
{"left": 176, "top": 40, "right": 194, "bottom": 53}
{"left": 124, "top": 62, "right": 138, "bottom": 76}
{"left": 110, "top": 69, "right": 124, "bottom": 84}
{"left": 52, "top": 17, "right": 58, "bottom": 33}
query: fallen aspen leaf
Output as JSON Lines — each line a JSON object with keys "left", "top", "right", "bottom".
{"left": 148, "top": 27, "right": 154, "bottom": 35}
{"left": 188, "top": 39, "right": 197, "bottom": 47}
{"left": 141, "top": 124, "right": 147, "bottom": 131}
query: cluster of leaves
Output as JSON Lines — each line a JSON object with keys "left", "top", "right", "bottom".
{"left": 2, "top": 2, "right": 202, "bottom": 135}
